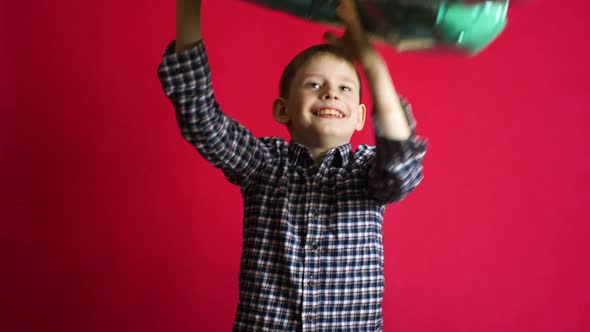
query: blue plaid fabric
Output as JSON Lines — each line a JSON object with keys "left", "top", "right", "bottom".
{"left": 157, "top": 40, "right": 427, "bottom": 331}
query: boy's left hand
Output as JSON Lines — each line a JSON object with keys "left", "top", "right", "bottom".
{"left": 324, "top": 0, "right": 379, "bottom": 68}
{"left": 325, "top": 0, "right": 412, "bottom": 141}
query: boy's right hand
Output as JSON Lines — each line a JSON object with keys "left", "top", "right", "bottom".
{"left": 175, "top": 0, "right": 202, "bottom": 52}
{"left": 323, "top": 0, "right": 379, "bottom": 69}
{"left": 326, "top": 0, "right": 413, "bottom": 141}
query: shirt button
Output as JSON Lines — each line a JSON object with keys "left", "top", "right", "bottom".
{"left": 309, "top": 242, "right": 319, "bottom": 251}
{"left": 306, "top": 313, "right": 315, "bottom": 322}
{"left": 308, "top": 280, "right": 316, "bottom": 288}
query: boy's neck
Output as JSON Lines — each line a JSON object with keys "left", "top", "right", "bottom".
{"left": 308, "top": 146, "right": 330, "bottom": 165}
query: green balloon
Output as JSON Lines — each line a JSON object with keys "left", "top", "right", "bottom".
{"left": 436, "top": 1, "right": 509, "bottom": 54}
{"left": 244, "top": 0, "right": 510, "bottom": 55}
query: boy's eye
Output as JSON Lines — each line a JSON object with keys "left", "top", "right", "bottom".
{"left": 306, "top": 82, "right": 321, "bottom": 89}
{"left": 341, "top": 86, "right": 352, "bottom": 92}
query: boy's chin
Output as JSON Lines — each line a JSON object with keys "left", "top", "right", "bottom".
{"left": 289, "top": 126, "right": 354, "bottom": 144}
{"left": 313, "top": 132, "right": 353, "bottom": 147}
{"left": 317, "top": 128, "right": 354, "bottom": 140}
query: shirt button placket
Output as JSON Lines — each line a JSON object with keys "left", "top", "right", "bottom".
{"left": 309, "top": 241, "right": 319, "bottom": 251}
{"left": 310, "top": 208, "right": 319, "bottom": 219}
{"left": 308, "top": 274, "right": 316, "bottom": 288}
{"left": 304, "top": 205, "right": 321, "bottom": 330}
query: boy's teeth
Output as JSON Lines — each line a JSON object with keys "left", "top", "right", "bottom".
{"left": 316, "top": 109, "right": 342, "bottom": 117}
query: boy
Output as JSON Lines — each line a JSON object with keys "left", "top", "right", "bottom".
{"left": 158, "top": 0, "right": 427, "bottom": 330}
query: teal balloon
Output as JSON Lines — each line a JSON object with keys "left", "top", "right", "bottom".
{"left": 244, "top": 0, "right": 510, "bottom": 55}
{"left": 436, "top": 1, "right": 509, "bottom": 54}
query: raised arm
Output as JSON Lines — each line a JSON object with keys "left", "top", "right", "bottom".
{"left": 324, "top": 0, "right": 426, "bottom": 204}
{"left": 158, "top": 0, "right": 271, "bottom": 188}
{"left": 176, "top": 0, "right": 202, "bottom": 52}
{"left": 324, "top": 0, "right": 412, "bottom": 141}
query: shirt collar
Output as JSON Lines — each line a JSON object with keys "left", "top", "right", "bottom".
{"left": 288, "top": 140, "right": 351, "bottom": 168}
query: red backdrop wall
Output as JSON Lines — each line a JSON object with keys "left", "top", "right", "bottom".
{"left": 2, "top": 0, "right": 590, "bottom": 331}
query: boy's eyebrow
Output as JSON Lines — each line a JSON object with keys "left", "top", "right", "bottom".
{"left": 339, "top": 77, "right": 359, "bottom": 86}
{"left": 302, "top": 73, "right": 359, "bottom": 87}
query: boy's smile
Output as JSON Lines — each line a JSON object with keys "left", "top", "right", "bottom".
{"left": 273, "top": 53, "right": 366, "bottom": 152}
{"left": 312, "top": 106, "right": 345, "bottom": 118}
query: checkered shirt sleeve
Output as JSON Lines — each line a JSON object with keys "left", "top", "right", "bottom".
{"left": 157, "top": 40, "right": 270, "bottom": 187}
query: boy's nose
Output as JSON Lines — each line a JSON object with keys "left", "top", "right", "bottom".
{"left": 321, "top": 90, "right": 338, "bottom": 100}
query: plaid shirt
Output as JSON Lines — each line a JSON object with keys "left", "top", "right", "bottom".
{"left": 157, "top": 40, "right": 427, "bottom": 331}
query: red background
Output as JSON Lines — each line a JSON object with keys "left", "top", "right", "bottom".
{"left": 2, "top": 0, "right": 590, "bottom": 331}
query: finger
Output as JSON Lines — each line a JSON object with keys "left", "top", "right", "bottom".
{"left": 334, "top": 0, "right": 360, "bottom": 26}
{"left": 334, "top": 1, "right": 347, "bottom": 19}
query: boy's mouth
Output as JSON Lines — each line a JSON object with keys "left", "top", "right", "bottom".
{"left": 312, "top": 108, "right": 345, "bottom": 118}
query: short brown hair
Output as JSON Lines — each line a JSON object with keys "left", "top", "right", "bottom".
{"left": 279, "top": 44, "right": 362, "bottom": 101}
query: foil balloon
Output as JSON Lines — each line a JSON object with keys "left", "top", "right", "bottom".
{"left": 243, "top": 0, "right": 510, "bottom": 55}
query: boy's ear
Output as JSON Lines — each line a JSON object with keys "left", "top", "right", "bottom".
{"left": 355, "top": 104, "right": 367, "bottom": 131}
{"left": 272, "top": 97, "right": 290, "bottom": 125}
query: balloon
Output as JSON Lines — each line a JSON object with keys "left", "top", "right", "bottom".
{"left": 243, "top": 0, "right": 510, "bottom": 55}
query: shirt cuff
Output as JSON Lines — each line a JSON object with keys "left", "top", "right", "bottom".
{"left": 375, "top": 134, "right": 427, "bottom": 165}
{"left": 158, "top": 39, "right": 211, "bottom": 98}
{"left": 161, "top": 39, "right": 209, "bottom": 76}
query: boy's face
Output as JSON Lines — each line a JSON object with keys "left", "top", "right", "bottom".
{"left": 274, "top": 54, "right": 366, "bottom": 149}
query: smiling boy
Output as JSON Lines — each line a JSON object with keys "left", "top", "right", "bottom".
{"left": 272, "top": 44, "right": 367, "bottom": 163}
{"left": 158, "top": 0, "right": 427, "bottom": 330}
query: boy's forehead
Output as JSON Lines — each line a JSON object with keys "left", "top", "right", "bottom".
{"left": 298, "top": 54, "right": 359, "bottom": 82}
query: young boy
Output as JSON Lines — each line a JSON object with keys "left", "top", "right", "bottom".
{"left": 158, "top": 0, "right": 427, "bottom": 330}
